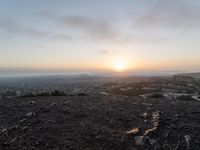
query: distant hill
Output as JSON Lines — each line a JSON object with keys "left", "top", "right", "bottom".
{"left": 178, "top": 72, "right": 200, "bottom": 78}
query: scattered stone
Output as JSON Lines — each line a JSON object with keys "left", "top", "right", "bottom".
{"left": 63, "top": 101, "right": 70, "bottom": 105}
{"left": 184, "top": 135, "right": 191, "bottom": 149}
{"left": 9, "top": 125, "right": 19, "bottom": 130}
{"left": 143, "top": 112, "right": 148, "bottom": 118}
{"left": 142, "top": 103, "right": 153, "bottom": 106}
{"left": 126, "top": 128, "right": 139, "bottom": 134}
{"left": 63, "top": 107, "right": 70, "bottom": 113}
{"left": 10, "top": 137, "right": 17, "bottom": 143}
{"left": 144, "top": 127, "right": 157, "bottom": 137}
{"left": 0, "top": 75, "right": 200, "bottom": 149}
{"left": 16, "top": 90, "right": 22, "bottom": 97}
{"left": 175, "top": 114, "right": 179, "bottom": 117}
{"left": 149, "top": 139, "right": 160, "bottom": 149}
{"left": 149, "top": 139, "right": 157, "bottom": 145}
{"left": 165, "top": 129, "right": 169, "bottom": 138}
{"left": 0, "top": 128, "right": 7, "bottom": 133}
{"left": 22, "top": 126, "right": 28, "bottom": 131}
{"left": 19, "top": 118, "right": 27, "bottom": 123}
{"left": 2, "top": 141, "right": 8, "bottom": 146}
{"left": 100, "top": 92, "right": 109, "bottom": 95}
{"left": 46, "top": 120, "right": 53, "bottom": 124}
{"left": 94, "top": 135, "right": 103, "bottom": 139}
{"left": 50, "top": 102, "right": 57, "bottom": 107}
{"left": 26, "top": 111, "right": 36, "bottom": 117}
{"left": 35, "top": 140, "right": 42, "bottom": 146}
{"left": 26, "top": 101, "right": 36, "bottom": 105}
{"left": 152, "top": 111, "right": 160, "bottom": 127}
{"left": 134, "top": 136, "right": 144, "bottom": 145}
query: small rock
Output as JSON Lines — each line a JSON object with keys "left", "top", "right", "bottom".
{"left": 175, "top": 114, "right": 179, "bottom": 117}
{"left": 22, "top": 126, "right": 28, "bottom": 131}
{"left": 100, "top": 92, "right": 109, "bottom": 95}
{"left": 19, "top": 118, "right": 27, "bottom": 123}
{"left": 61, "top": 101, "right": 69, "bottom": 105}
{"left": 50, "top": 103, "right": 57, "bottom": 107}
{"left": 143, "top": 112, "right": 148, "bottom": 118}
{"left": 184, "top": 135, "right": 191, "bottom": 149}
{"left": 1, "top": 128, "right": 7, "bottom": 133}
{"left": 46, "top": 120, "right": 53, "bottom": 124}
{"left": 134, "top": 136, "right": 144, "bottom": 145}
{"left": 26, "top": 112, "right": 36, "bottom": 117}
{"left": 126, "top": 128, "right": 139, "bottom": 134}
{"left": 149, "top": 139, "right": 160, "bottom": 149}
{"left": 142, "top": 103, "right": 153, "bottom": 106}
{"left": 10, "top": 137, "right": 17, "bottom": 143}
{"left": 9, "top": 125, "right": 19, "bottom": 130}
{"left": 94, "top": 135, "right": 103, "bottom": 139}
{"left": 63, "top": 108, "right": 70, "bottom": 113}
{"left": 149, "top": 139, "right": 156, "bottom": 145}
{"left": 27, "top": 101, "right": 36, "bottom": 104}
{"left": 2, "top": 141, "right": 8, "bottom": 146}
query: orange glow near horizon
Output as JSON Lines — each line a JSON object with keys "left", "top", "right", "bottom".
{"left": 106, "top": 55, "right": 135, "bottom": 72}
{"left": 114, "top": 63, "right": 125, "bottom": 72}
{"left": 7, "top": 53, "right": 196, "bottom": 72}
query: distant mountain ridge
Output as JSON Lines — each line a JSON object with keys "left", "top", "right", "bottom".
{"left": 178, "top": 72, "right": 200, "bottom": 78}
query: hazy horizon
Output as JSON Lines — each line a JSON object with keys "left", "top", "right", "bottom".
{"left": 1, "top": 0, "right": 200, "bottom": 72}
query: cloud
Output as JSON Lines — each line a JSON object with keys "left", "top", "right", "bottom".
{"left": 0, "top": 11, "right": 168, "bottom": 44}
{"left": 39, "top": 11, "right": 169, "bottom": 43}
{"left": 0, "top": 18, "right": 72, "bottom": 40}
{"left": 134, "top": 0, "right": 200, "bottom": 30}
{"left": 39, "top": 12, "right": 119, "bottom": 40}
{"left": 98, "top": 49, "right": 110, "bottom": 54}
{"left": 120, "top": 34, "right": 167, "bottom": 43}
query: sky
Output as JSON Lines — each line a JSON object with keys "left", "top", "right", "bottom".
{"left": 0, "top": 0, "right": 200, "bottom": 72}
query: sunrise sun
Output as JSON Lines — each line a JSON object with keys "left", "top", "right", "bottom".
{"left": 114, "top": 63, "right": 126, "bottom": 72}
{"left": 107, "top": 55, "right": 134, "bottom": 72}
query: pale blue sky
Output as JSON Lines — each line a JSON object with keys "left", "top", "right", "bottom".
{"left": 0, "top": 0, "right": 200, "bottom": 72}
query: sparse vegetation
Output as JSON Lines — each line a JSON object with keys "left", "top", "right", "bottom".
{"left": 176, "top": 95, "right": 194, "bottom": 101}
{"left": 148, "top": 93, "right": 164, "bottom": 98}
{"left": 51, "top": 90, "right": 66, "bottom": 96}
{"left": 20, "top": 90, "right": 66, "bottom": 98}
{"left": 77, "top": 92, "right": 88, "bottom": 96}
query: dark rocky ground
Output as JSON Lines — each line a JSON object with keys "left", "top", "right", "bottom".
{"left": 0, "top": 75, "right": 200, "bottom": 150}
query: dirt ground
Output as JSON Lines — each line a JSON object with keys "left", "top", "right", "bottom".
{"left": 0, "top": 76, "right": 200, "bottom": 150}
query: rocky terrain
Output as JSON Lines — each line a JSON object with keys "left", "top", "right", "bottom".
{"left": 0, "top": 74, "right": 200, "bottom": 150}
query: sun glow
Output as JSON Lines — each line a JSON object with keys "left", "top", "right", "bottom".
{"left": 106, "top": 54, "right": 135, "bottom": 72}
{"left": 114, "top": 62, "right": 126, "bottom": 72}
